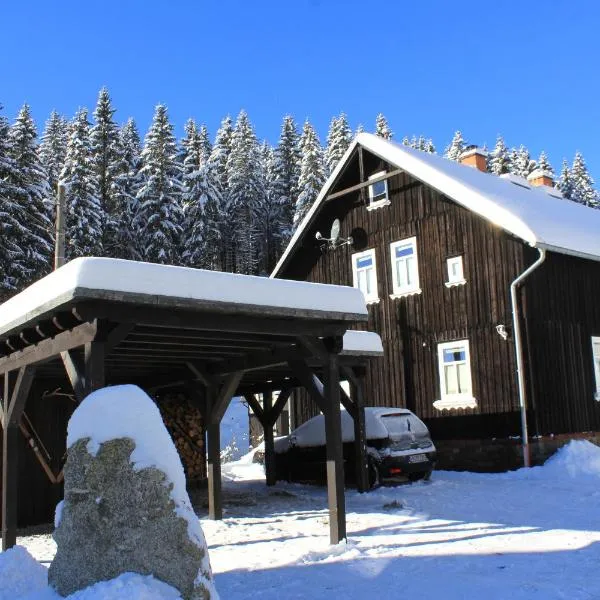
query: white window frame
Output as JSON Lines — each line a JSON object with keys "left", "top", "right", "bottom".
{"left": 351, "top": 248, "right": 379, "bottom": 304}
{"left": 434, "top": 339, "right": 477, "bottom": 410}
{"left": 592, "top": 337, "right": 600, "bottom": 401}
{"left": 366, "top": 171, "right": 391, "bottom": 211}
{"left": 445, "top": 255, "right": 466, "bottom": 287}
{"left": 390, "top": 237, "right": 422, "bottom": 298}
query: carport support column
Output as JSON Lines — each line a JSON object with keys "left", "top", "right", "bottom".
{"left": 324, "top": 348, "right": 346, "bottom": 544}
{"left": 351, "top": 373, "right": 369, "bottom": 493}
{"left": 263, "top": 390, "right": 276, "bottom": 486}
{"left": 206, "top": 386, "right": 222, "bottom": 520}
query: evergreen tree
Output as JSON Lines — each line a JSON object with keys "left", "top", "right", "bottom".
{"left": 226, "top": 110, "right": 264, "bottom": 275}
{"left": 423, "top": 138, "right": 436, "bottom": 154}
{"left": 571, "top": 152, "right": 598, "bottom": 208}
{"left": 401, "top": 136, "right": 410, "bottom": 146}
{"left": 488, "top": 136, "right": 511, "bottom": 175}
{"left": 295, "top": 120, "right": 326, "bottom": 228}
{"left": 91, "top": 88, "right": 121, "bottom": 254}
{"left": 111, "top": 118, "right": 143, "bottom": 259}
{"left": 536, "top": 151, "right": 554, "bottom": 175}
{"left": 0, "top": 105, "right": 26, "bottom": 294}
{"left": 355, "top": 123, "right": 365, "bottom": 135}
{"left": 375, "top": 114, "right": 393, "bottom": 139}
{"left": 444, "top": 131, "right": 466, "bottom": 161}
{"left": 325, "top": 113, "right": 352, "bottom": 173}
{"left": 208, "top": 116, "right": 234, "bottom": 271}
{"left": 272, "top": 115, "right": 301, "bottom": 246}
{"left": 557, "top": 159, "right": 573, "bottom": 199}
{"left": 511, "top": 145, "right": 536, "bottom": 178}
{"left": 60, "top": 108, "right": 104, "bottom": 258}
{"left": 134, "top": 104, "right": 183, "bottom": 264}
{"left": 254, "top": 142, "right": 280, "bottom": 274}
{"left": 39, "top": 111, "right": 69, "bottom": 210}
{"left": 181, "top": 118, "right": 221, "bottom": 268}
{"left": 197, "top": 125, "right": 212, "bottom": 165}
{"left": 7, "top": 104, "right": 52, "bottom": 286}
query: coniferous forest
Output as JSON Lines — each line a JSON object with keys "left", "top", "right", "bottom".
{"left": 1, "top": 88, "right": 598, "bottom": 301}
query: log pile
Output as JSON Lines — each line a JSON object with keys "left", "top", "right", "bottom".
{"left": 155, "top": 393, "right": 206, "bottom": 482}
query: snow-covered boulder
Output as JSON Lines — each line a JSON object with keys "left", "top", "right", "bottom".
{"left": 48, "top": 385, "right": 217, "bottom": 600}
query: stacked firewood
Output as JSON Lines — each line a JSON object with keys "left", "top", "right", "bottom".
{"left": 155, "top": 393, "right": 206, "bottom": 482}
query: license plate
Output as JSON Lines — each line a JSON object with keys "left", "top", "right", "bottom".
{"left": 408, "top": 454, "right": 427, "bottom": 463}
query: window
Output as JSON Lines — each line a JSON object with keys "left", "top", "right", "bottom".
{"left": 592, "top": 337, "right": 600, "bottom": 401}
{"left": 352, "top": 249, "right": 379, "bottom": 303}
{"left": 390, "top": 237, "right": 421, "bottom": 297}
{"left": 367, "top": 171, "right": 390, "bottom": 210}
{"left": 434, "top": 340, "right": 477, "bottom": 410}
{"left": 445, "top": 255, "right": 466, "bottom": 287}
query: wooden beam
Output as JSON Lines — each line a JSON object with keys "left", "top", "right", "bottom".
{"left": 207, "top": 346, "right": 306, "bottom": 377}
{"left": 326, "top": 168, "right": 403, "bottom": 202}
{"left": 186, "top": 361, "right": 216, "bottom": 388}
{"left": 2, "top": 422, "right": 19, "bottom": 550}
{"left": 244, "top": 393, "right": 265, "bottom": 423}
{"left": 288, "top": 359, "right": 326, "bottom": 413}
{"left": 350, "top": 375, "right": 368, "bottom": 493}
{"left": 210, "top": 372, "right": 244, "bottom": 425}
{"left": 0, "top": 321, "right": 97, "bottom": 375}
{"left": 104, "top": 322, "right": 134, "bottom": 353}
{"left": 61, "top": 350, "right": 86, "bottom": 402}
{"left": 266, "top": 387, "right": 292, "bottom": 428}
{"left": 263, "top": 390, "right": 276, "bottom": 486}
{"left": 7, "top": 366, "right": 35, "bottom": 425}
{"left": 19, "top": 420, "right": 59, "bottom": 484}
{"left": 206, "top": 386, "right": 222, "bottom": 520}
{"left": 84, "top": 339, "right": 105, "bottom": 396}
{"left": 324, "top": 353, "right": 346, "bottom": 544}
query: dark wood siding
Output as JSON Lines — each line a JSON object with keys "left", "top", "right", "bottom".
{"left": 283, "top": 168, "right": 530, "bottom": 440}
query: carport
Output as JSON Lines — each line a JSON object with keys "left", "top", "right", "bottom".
{"left": 0, "top": 258, "right": 381, "bottom": 550}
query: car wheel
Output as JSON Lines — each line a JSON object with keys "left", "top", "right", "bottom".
{"left": 423, "top": 469, "right": 433, "bottom": 482}
{"left": 367, "top": 457, "right": 381, "bottom": 490}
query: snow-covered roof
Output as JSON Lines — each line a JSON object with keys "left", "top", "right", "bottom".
{"left": 341, "top": 330, "right": 383, "bottom": 356}
{"left": 272, "top": 133, "right": 600, "bottom": 277}
{"left": 0, "top": 257, "right": 368, "bottom": 339}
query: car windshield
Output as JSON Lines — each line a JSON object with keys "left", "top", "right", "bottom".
{"left": 380, "top": 414, "right": 429, "bottom": 437}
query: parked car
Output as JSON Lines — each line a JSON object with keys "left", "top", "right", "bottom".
{"left": 256, "top": 407, "right": 436, "bottom": 489}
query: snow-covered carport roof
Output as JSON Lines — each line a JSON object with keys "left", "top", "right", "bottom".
{"left": 272, "top": 133, "right": 600, "bottom": 278}
{"left": 0, "top": 257, "right": 382, "bottom": 549}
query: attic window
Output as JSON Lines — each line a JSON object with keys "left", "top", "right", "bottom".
{"left": 367, "top": 171, "right": 391, "bottom": 210}
{"left": 445, "top": 256, "right": 466, "bottom": 287}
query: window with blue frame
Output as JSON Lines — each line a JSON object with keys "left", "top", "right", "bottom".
{"left": 351, "top": 249, "right": 378, "bottom": 303}
{"left": 367, "top": 171, "right": 390, "bottom": 209}
{"left": 436, "top": 340, "right": 474, "bottom": 404}
{"left": 390, "top": 237, "right": 420, "bottom": 296}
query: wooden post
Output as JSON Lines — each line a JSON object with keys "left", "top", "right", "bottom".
{"left": 262, "top": 390, "right": 276, "bottom": 486}
{"left": 324, "top": 351, "right": 346, "bottom": 544}
{"left": 351, "top": 374, "right": 369, "bottom": 493}
{"left": 54, "top": 182, "right": 66, "bottom": 270}
{"left": 84, "top": 339, "right": 105, "bottom": 396}
{"left": 2, "top": 367, "right": 35, "bottom": 551}
{"left": 206, "top": 386, "right": 222, "bottom": 520}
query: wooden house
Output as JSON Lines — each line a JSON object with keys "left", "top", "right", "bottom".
{"left": 272, "top": 133, "right": 600, "bottom": 470}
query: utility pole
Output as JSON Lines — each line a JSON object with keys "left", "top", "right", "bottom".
{"left": 54, "top": 182, "right": 66, "bottom": 270}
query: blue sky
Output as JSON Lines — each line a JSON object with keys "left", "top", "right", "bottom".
{"left": 3, "top": 1, "right": 599, "bottom": 178}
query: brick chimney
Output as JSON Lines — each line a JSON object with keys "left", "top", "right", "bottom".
{"left": 459, "top": 147, "right": 488, "bottom": 172}
{"left": 527, "top": 169, "right": 554, "bottom": 188}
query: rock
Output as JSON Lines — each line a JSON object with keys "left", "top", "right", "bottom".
{"left": 48, "top": 385, "right": 217, "bottom": 600}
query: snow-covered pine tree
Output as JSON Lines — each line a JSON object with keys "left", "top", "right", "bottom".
{"left": 0, "top": 105, "right": 26, "bottom": 295}
{"left": 510, "top": 145, "right": 536, "bottom": 178}
{"left": 444, "top": 131, "right": 466, "bottom": 161}
{"left": 7, "top": 104, "right": 53, "bottom": 287}
{"left": 90, "top": 88, "right": 121, "bottom": 254}
{"left": 401, "top": 136, "right": 410, "bottom": 146}
{"left": 355, "top": 124, "right": 365, "bottom": 135}
{"left": 197, "top": 125, "right": 212, "bottom": 166}
{"left": 570, "top": 152, "right": 598, "bottom": 208}
{"left": 295, "top": 119, "right": 326, "bottom": 228}
{"left": 39, "top": 110, "right": 69, "bottom": 211}
{"left": 536, "top": 151, "right": 554, "bottom": 176}
{"left": 488, "top": 136, "right": 511, "bottom": 175}
{"left": 325, "top": 113, "right": 352, "bottom": 174}
{"left": 423, "top": 138, "right": 436, "bottom": 154}
{"left": 208, "top": 116, "right": 234, "bottom": 271}
{"left": 272, "top": 115, "right": 301, "bottom": 248}
{"left": 134, "top": 104, "right": 184, "bottom": 264}
{"left": 375, "top": 114, "right": 393, "bottom": 139}
{"left": 112, "top": 118, "right": 143, "bottom": 260}
{"left": 254, "top": 142, "right": 280, "bottom": 274}
{"left": 60, "top": 108, "right": 104, "bottom": 259}
{"left": 226, "top": 110, "right": 264, "bottom": 275}
{"left": 557, "top": 159, "right": 573, "bottom": 199}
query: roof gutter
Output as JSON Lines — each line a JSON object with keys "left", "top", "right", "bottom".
{"left": 510, "top": 247, "right": 546, "bottom": 468}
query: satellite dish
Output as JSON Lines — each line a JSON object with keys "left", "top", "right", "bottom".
{"left": 330, "top": 219, "right": 341, "bottom": 243}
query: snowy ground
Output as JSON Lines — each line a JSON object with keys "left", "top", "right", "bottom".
{"left": 8, "top": 440, "right": 600, "bottom": 599}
